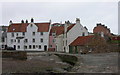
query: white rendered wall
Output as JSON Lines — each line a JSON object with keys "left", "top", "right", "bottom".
{"left": 66, "top": 22, "right": 88, "bottom": 52}
{"left": 55, "top": 34, "right": 64, "bottom": 52}
{"left": 7, "top": 23, "right": 49, "bottom": 51}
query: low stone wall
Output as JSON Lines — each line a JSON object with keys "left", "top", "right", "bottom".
{"left": 2, "top": 51, "right": 27, "bottom": 60}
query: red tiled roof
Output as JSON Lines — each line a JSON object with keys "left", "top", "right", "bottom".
{"left": 50, "top": 26, "right": 64, "bottom": 36}
{"left": 8, "top": 23, "right": 50, "bottom": 32}
{"left": 67, "top": 24, "right": 75, "bottom": 32}
{"left": 70, "top": 35, "right": 94, "bottom": 46}
{"left": 35, "top": 23, "right": 50, "bottom": 32}
{"left": 50, "top": 23, "right": 75, "bottom": 36}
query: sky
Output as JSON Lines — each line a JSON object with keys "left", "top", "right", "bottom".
{"left": 0, "top": 0, "right": 119, "bottom": 34}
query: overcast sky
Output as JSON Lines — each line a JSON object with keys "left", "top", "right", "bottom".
{"left": 0, "top": 1, "right": 118, "bottom": 34}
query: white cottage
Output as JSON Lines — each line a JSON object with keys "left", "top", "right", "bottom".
{"left": 7, "top": 18, "right": 51, "bottom": 51}
{"left": 63, "top": 18, "right": 88, "bottom": 53}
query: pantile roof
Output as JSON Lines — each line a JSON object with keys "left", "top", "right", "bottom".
{"left": 70, "top": 35, "right": 94, "bottom": 46}
{"left": 7, "top": 23, "right": 50, "bottom": 32}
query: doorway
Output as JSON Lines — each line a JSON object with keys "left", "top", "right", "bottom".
{"left": 44, "top": 45, "right": 47, "bottom": 51}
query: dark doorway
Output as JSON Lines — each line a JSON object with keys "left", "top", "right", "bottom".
{"left": 14, "top": 45, "right": 16, "bottom": 50}
{"left": 44, "top": 45, "right": 47, "bottom": 51}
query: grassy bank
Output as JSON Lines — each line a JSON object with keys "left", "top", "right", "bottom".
{"left": 55, "top": 54, "right": 78, "bottom": 66}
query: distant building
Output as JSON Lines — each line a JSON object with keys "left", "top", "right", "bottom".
{"left": 0, "top": 26, "right": 8, "bottom": 49}
{"left": 7, "top": 18, "right": 51, "bottom": 51}
{"left": 93, "top": 23, "right": 112, "bottom": 37}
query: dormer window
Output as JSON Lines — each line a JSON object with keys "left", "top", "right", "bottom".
{"left": 13, "top": 28, "right": 15, "bottom": 31}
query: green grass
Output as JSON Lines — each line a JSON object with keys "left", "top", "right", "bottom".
{"left": 55, "top": 54, "right": 78, "bottom": 66}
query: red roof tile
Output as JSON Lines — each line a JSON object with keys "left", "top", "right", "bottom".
{"left": 50, "top": 24, "right": 75, "bottom": 36}
{"left": 70, "top": 35, "right": 94, "bottom": 46}
{"left": 8, "top": 23, "right": 50, "bottom": 32}
{"left": 67, "top": 24, "right": 75, "bottom": 32}
{"left": 50, "top": 26, "right": 64, "bottom": 36}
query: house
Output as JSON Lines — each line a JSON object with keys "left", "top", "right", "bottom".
{"left": 7, "top": 18, "right": 51, "bottom": 51}
{"left": 63, "top": 18, "right": 88, "bottom": 53}
{"left": 49, "top": 26, "right": 64, "bottom": 52}
{"left": 69, "top": 35, "right": 94, "bottom": 53}
{"left": 0, "top": 26, "right": 8, "bottom": 49}
{"left": 93, "top": 23, "right": 112, "bottom": 37}
{"left": 49, "top": 18, "right": 88, "bottom": 53}
{"left": 69, "top": 35, "right": 106, "bottom": 53}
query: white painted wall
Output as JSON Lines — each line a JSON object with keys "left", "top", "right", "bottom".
{"left": 55, "top": 34, "right": 64, "bottom": 52}
{"left": 7, "top": 23, "right": 49, "bottom": 51}
{"left": 64, "top": 19, "right": 88, "bottom": 53}
{"left": 0, "top": 26, "right": 2, "bottom": 49}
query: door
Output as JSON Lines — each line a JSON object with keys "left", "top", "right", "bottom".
{"left": 14, "top": 45, "right": 16, "bottom": 50}
{"left": 44, "top": 45, "right": 47, "bottom": 51}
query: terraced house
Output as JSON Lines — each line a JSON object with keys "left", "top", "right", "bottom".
{"left": 49, "top": 18, "right": 88, "bottom": 53}
{"left": 7, "top": 18, "right": 51, "bottom": 51}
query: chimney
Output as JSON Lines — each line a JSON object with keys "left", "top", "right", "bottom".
{"left": 49, "top": 19, "right": 51, "bottom": 24}
{"left": 31, "top": 18, "right": 34, "bottom": 23}
{"left": 21, "top": 20, "right": 24, "bottom": 23}
{"left": 97, "top": 23, "right": 101, "bottom": 26}
{"left": 9, "top": 20, "right": 12, "bottom": 25}
{"left": 76, "top": 18, "right": 80, "bottom": 24}
{"left": 26, "top": 20, "right": 28, "bottom": 23}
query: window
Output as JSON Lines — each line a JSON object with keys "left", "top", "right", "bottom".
{"left": 50, "top": 45, "right": 52, "bottom": 48}
{"left": 39, "top": 45, "right": 41, "bottom": 49}
{"left": 11, "top": 33, "right": 14, "bottom": 37}
{"left": 24, "top": 45, "right": 27, "bottom": 49}
{"left": 16, "top": 33, "right": 18, "bottom": 36}
{"left": 82, "top": 32, "right": 85, "bottom": 36}
{"left": 33, "top": 45, "right": 35, "bottom": 49}
{"left": 40, "top": 38, "right": 43, "bottom": 43}
{"left": 1, "top": 37, "right": 4, "bottom": 42}
{"left": 53, "top": 39, "right": 55, "bottom": 43}
{"left": 66, "top": 40, "right": 67, "bottom": 46}
{"left": 11, "top": 39, "right": 13, "bottom": 43}
{"left": 29, "top": 45, "right": 32, "bottom": 49}
{"left": 40, "top": 32, "right": 43, "bottom": 35}
{"left": 24, "top": 39, "right": 28, "bottom": 43}
{"left": 18, "top": 39, "right": 20, "bottom": 43}
{"left": 23, "top": 32, "right": 25, "bottom": 36}
{"left": 52, "top": 32, "right": 56, "bottom": 36}
{"left": 33, "top": 39, "right": 35, "bottom": 43}
{"left": 18, "top": 45, "right": 20, "bottom": 49}
{"left": 33, "top": 32, "right": 35, "bottom": 36}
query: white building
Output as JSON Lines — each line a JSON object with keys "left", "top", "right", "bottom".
{"left": 0, "top": 26, "right": 8, "bottom": 49}
{"left": 63, "top": 18, "right": 88, "bottom": 53}
{"left": 54, "top": 18, "right": 88, "bottom": 53}
{"left": 7, "top": 18, "right": 51, "bottom": 51}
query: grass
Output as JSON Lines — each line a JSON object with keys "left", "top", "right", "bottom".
{"left": 55, "top": 54, "right": 78, "bottom": 66}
